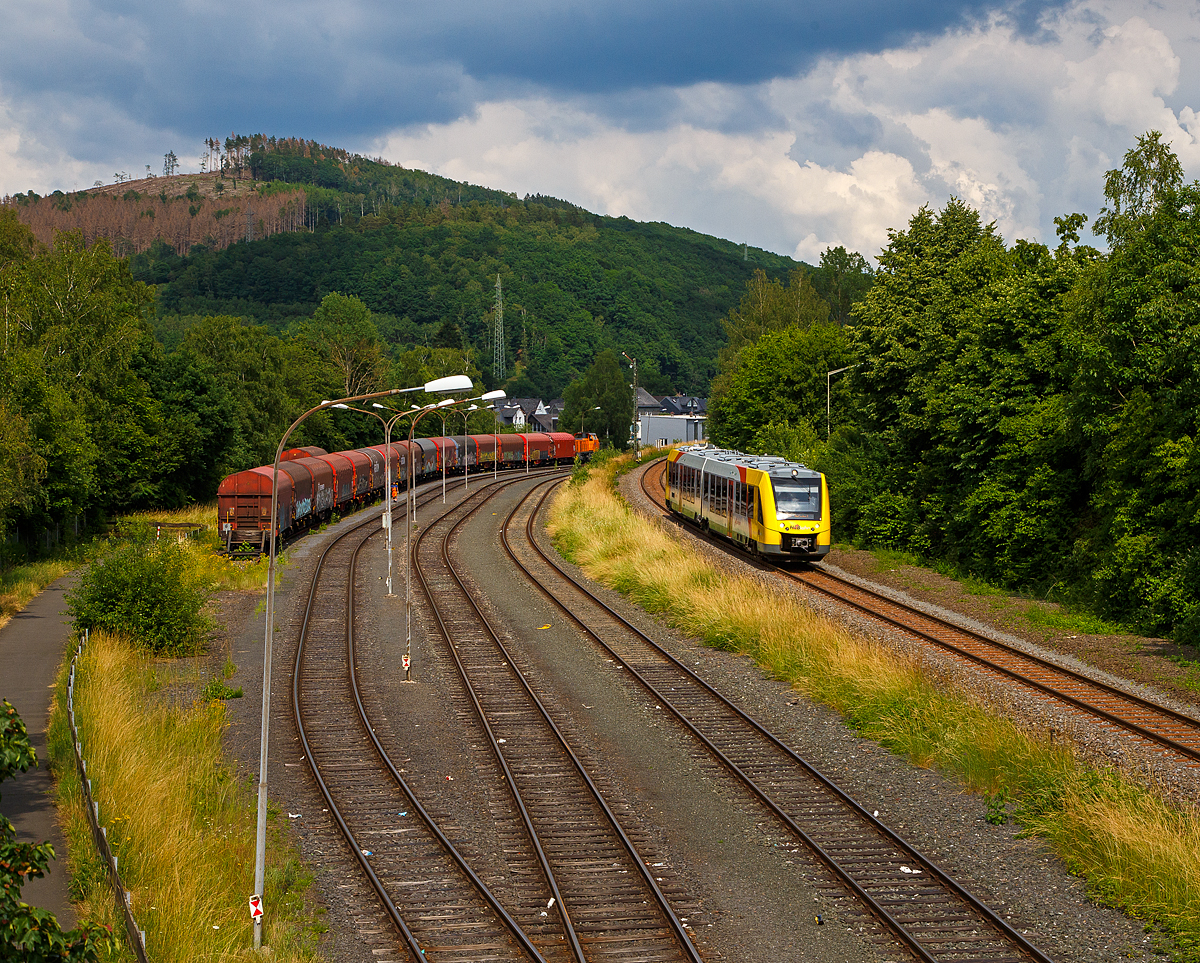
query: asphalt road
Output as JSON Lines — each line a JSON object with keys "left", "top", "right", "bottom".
{"left": 0, "top": 575, "right": 77, "bottom": 928}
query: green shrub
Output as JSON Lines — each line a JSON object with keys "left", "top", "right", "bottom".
{"left": 67, "top": 535, "right": 213, "bottom": 655}
{"left": 2, "top": 701, "right": 112, "bottom": 961}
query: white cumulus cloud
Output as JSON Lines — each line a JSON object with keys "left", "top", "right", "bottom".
{"left": 375, "top": 0, "right": 1200, "bottom": 261}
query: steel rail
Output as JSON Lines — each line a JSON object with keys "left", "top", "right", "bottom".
{"left": 290, "top": 484, "right": 549, "bottom": 962}
{"left": 413, "top": 470, "right": 705, "bottom": 963}
{"left": 643, "top": 456, "right": 1200, "bottom": 766}
{"left": 511, "top": 475, "right": 1056, "bottom": 963}
{"left": 786, "top": 566, "right": 1200, "bottom": 761}
{"left": 408, "top": 476, "right": 588, "bottom": 963}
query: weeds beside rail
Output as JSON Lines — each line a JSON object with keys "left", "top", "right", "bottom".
{"left": 49, "top": 631, "right": 320, "bottom": 962}
{"left": 547, "top": 456, "right": 1200, "bottom": 960}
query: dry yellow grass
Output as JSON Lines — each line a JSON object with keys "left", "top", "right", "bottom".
{"left": 120, "top": 502, "right": 270, "bottom": 593}
{"left": 49, "top": 631, "right": 318, "bottom": 961}
{"left": 0, "top": 558, "right": 74, "bottom": 631}
{"left": 549, "top": 455, "right": 1200, "bottom": 956}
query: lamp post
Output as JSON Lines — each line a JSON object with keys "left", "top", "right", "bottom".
{"left": 459, "top": 405, "right": 478, "bottom": 490}
{"left": 494, "top": 406, "right": 501, "bottom": 480}
{"left": 403, "top": 398, "right": 458, "bottom": 681}
{"left": 826, "top": 364, "right": 861, "bottom": 438}
{"left": 329, "top": 402, "right": 406, "bottom": 597}
{"left": 370, "top": 403, "right": 433, "bottom": 597}
{"left": 577, "top": 406, "right": 600, "bottom": 463}
{"left": 622, "top": 351, "right": 638, "bottom": 457}
{"left": 252, "top": 374, "right": 471, "bottom": 951}
{"left": 466, "top": 390, "right": 506, "bottom": 491}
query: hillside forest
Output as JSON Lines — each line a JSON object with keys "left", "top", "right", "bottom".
{"left": 1, "top": 140, "right": 867, "bottom": 556}
{"left": 2, "top": 130, "right": 1196, "bottom": 645}
{"left": 706, "top": 132, "right": 1200, "bottom": 645}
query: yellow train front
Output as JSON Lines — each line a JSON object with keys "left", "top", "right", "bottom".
{"left": 665, "top": 446, "right": 830, "bottom": 562}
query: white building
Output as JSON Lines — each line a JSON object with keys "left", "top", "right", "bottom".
{"left": 639, "top": 412, "right": 707, "bottom": 447}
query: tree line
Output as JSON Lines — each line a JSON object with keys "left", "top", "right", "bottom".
{"left": 130, "top": 195, "right": 805, "bottom": 402}
{"left": 6, "top": 186, "right": 307, "bottom": 256}
{"left": 707, "top": 132, "right": 1199, "bottom": 644}
{"left": 0, "top": 210, "right": 494, "bottom": 559}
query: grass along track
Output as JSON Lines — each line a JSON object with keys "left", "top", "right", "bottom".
{"left": 551, "top": 453, "right": 1200, "bottom": 961}
{"left": 510, "top": 475, "right": 1055, "bottom": 963}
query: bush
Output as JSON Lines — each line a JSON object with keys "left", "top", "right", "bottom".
{"left": 67, "top": 533, "right": 213, "bottom": 655}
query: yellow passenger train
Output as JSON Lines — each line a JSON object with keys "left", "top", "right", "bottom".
{"left": 665, "top": 445, "right": 830, "bottom": 562}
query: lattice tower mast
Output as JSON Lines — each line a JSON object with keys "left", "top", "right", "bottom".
{"left": 493, "top": 274, "right": 505, "bottom": 381}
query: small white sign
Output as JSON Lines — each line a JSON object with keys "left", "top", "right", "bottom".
{"left": 249, "top": 895, "right": 263, "bottom": 920}
{"left": 402, "top": 654, "right": 411, "bottom": 670}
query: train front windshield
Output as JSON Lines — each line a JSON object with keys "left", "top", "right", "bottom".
{"left": 770, "top": 477, "right": 822, "bottom": 519}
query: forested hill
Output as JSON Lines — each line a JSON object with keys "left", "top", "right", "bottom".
{"left": 131, "top": 196, "right": 798, "bottom": 398}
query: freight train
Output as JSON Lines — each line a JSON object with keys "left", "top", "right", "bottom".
{"left": 664, "top": 445, "right": 830, "bottom": 562}
{"left": 218, "top": 431, "right": 591, "bottom": 555}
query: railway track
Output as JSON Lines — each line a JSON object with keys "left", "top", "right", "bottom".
{"left": 291, "top": 480, "right": 555, "bottom": 963}
{"left": 637, "top": 457, "right": 1200, "bottom": 768}
{"left": 501, "top": 475, "right": 1056, "bottom": 963}
{"left": 412, "top": 471, "right": 704, "bottom": 963}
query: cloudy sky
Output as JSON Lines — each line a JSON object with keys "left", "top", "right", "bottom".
{"left": 2, "top": 0, "right": 1198, "bottom": 262}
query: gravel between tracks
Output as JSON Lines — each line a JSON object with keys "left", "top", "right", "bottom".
{"left": 618, "top": 457, "right": 1200, "bottom": 961}
{"left": 208, "top": 466, "right": 1185, "bottom": 963}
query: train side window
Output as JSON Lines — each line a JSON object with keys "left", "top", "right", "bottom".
{"left": 756, "top": 489, "right": 763, "bottom": 525}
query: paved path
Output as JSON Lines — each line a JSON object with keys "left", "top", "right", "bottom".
{"left": 0, "top": 576, "right": 77, "bottom": 928}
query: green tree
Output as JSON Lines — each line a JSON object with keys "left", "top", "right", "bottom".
{"left": 2, "top": 701, "right": 110, "bottom": 961}
{"left": 178, "top": 314, "right": 327, "bottom": 470}
{"left": 1066, "top": 134, "right": 1200, "bottom": 639}
{"left": 0, "top": 403, "right": 46, "bottom": 541}
{"left": 708, "top": 321, "right": 853, "bottom": 451}
{"left": 299, "top": 292, "right": 388, "bottom": 399}
{"left": 1093, "top": 130, "right": 1184, "bottom": 245}
{"left": 845, "top": 199, "right": 1087, "bottom": 580}
{"left": 812, "top": 246, "right": 874, "bottom": 325}
{"left": 708, "top": 267, "right": 831, "bottom": 444}
{"left": 561, "top": 350, "right": 634, "bottom": 448}
{"left": 1, "top": 230, "right": 165, "bottom": 528}
{"left": 68, "top": 531, "right": 213, "bottom": 655}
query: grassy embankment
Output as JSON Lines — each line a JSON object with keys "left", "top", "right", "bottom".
{"left": 0, "top": 504, "right": 267, "bottom": 632}
{"left": 46, "top": 503, "right": 322, "bottom": 962}
{"left": 548, "top": 454, "right": 1200, "bottom": 960}
{"left": 0, "top": 560, "right": 75, "bottom": 631}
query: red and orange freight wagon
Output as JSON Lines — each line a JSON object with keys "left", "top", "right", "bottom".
{"left": 217, "top": 432, "right": 578, "bottom": 555}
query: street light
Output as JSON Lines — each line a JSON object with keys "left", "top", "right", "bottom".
{"left": 580, "top": 405, "right": 600, "bottom": 437}
{"left": 403, "top": 398, "right": 457, "bottom": 681}
{"left": 826, "top": 364, "right": 862, "bottom": 438}
{"left": 465, "top": 389, "right": 504, "bottom": 492}
{"left": 252, "top": 373, "right": 471, "bottom": 951}
{"left": 330, "top": 402, "right": 405, "bottom": 596}
{"left": 577, "top": 406, "right": 600, "bottom": 463}
{"left": 369, "top": 402, "right": 434, "bottom": 598}
{"left": 440, "top": 388, "right": 506, "bottom": 495}
{"left": 622, "top": 351, "right": 638, "bottom": 457}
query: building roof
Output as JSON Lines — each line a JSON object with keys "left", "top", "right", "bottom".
{"left": 635, "top": 387, "right": 661, "bottom": 409}
{"left": 658, "top": 395, "right": 706, "bottom": 415}
{"left": 509, "top": 398, "right": 547, "bottom": 416}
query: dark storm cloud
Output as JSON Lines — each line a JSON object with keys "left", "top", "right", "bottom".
{"left": 0, "top": 0, "right": 1070, "bottom": 156}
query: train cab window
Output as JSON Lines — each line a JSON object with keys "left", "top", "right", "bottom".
{"left": 769, "top": 477, "right": 822, "bottom": 519}
{"left": 755, "top": 489, "right": 763, "bottom": 525}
